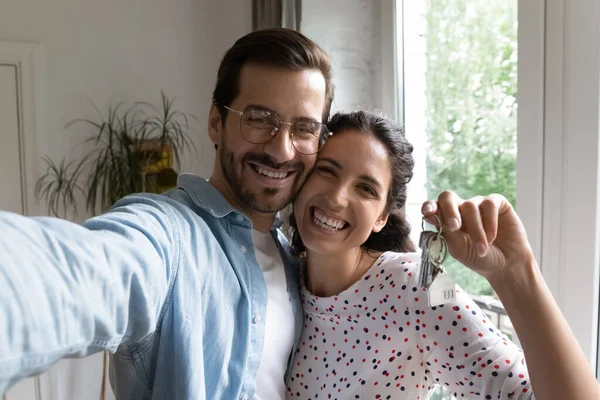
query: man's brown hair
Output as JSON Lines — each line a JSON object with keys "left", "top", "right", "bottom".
{"left": 213, "top": 28, "right": 334, "bottom": 123}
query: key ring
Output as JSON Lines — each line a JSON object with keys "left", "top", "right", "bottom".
{"left": 421, "top": 215, "right": 448, "bottom": 266}
{"left": 421, "top": 214, "right": 443, "bottom": 234}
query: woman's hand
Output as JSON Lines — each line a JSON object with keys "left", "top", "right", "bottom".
{"left": 423, "top": 192, "right": 600, "bottom": 399}
{"left": 421, "top": 191, "right": 535, "bottom": 281}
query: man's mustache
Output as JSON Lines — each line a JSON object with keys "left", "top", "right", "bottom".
{"left": 243, "top": 153, "right": 303, "bottom": 171}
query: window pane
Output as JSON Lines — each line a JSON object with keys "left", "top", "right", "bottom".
{"left": 402, "top": 0, "right": 518, "bottom": 395}
{"left": 403, "top": 0, "right": 517, "bottom": 295}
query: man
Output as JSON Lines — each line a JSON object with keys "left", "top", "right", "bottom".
{"left": 0, "top": 28, "right": 334, "bottom": 399}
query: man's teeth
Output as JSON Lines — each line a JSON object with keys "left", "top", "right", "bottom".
{"left": 256, "top": 166, "right": 288, "bottom": 179}
{"left": 313, "top": 208, "right": 345, "bottom": 231}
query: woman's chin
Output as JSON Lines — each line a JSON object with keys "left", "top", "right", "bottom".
{"left": 303, "top": 240, "right": 336, "bottom": 257}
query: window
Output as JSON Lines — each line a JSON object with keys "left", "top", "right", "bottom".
{"left": 397, "top": 0, "right": 518, "bottom": 397}
{"left": 401, "top": 0, "right": 517, "bottom": 305}
{"left": 393, "top": 0, "right": 600, "bottom": 388}
{"left": 306, "top": 0, "right": 600, "bottom": 390}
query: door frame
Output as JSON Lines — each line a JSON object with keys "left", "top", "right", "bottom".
{"left": 0, "top": 41, "right": 44, "bottom": 217}
{"left": 0, "top": 41, "right": 44, "bottom": 400}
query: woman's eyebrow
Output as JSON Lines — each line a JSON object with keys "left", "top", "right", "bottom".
{"left": 318, "top": 158, "right": 382, "bottom": 189}
{"left": 359, "top": 174, "right": 382, "bottom": 189}
{"left": 318, "top": 157, "right": 343, "bottom": 169}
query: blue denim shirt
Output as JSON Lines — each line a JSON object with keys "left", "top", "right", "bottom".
{"left": 0, "top": 174, "right": 303, "bottom": 399}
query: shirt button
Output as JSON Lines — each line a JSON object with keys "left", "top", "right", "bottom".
{"left": 240, "top": 246, "right": 247, "bottom": 254}
{"left": 240, "top": 395, "right": 248, "bottom": 400}
{"left": 236, "top": 214, "right": 244, "bottom": 222}
{"left": 253, "top": 314, "right": 262, "bottom": 324}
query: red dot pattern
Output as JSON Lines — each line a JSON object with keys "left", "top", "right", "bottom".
{"left": 286, "top": 252, "right": 532, "bottom": 399}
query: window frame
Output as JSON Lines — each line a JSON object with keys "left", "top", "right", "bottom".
{"left": 533, "top": 0, "right": 600, "bottom": 372}
{"left": 385, "top": 0, "right": 600, "bottom": 372}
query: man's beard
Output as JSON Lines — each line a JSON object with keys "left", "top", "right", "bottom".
{"left": 220, "top": 148, "right": 302, "bottom": 214}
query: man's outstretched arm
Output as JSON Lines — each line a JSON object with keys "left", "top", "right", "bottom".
{"left": 0, "top": 194, "right": 180, "bottom": 393}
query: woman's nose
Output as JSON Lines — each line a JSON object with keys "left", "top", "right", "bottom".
{"left": 324, "top": 184, "right": 349, "bottom": 209}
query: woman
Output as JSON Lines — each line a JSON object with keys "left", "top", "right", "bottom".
{"left": 286, "top": 110, "right": 600, "bottom": 399}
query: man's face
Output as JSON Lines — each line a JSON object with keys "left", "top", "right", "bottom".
{"left": 209, "top": 63, "right": 327, "bottom": 216}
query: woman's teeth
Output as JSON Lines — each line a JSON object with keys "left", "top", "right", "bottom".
{"left": 313, "top": 208, "right": 346, "bottom": 231}
{"left": 256, "top": 166, "right": 288, "bottom": 179}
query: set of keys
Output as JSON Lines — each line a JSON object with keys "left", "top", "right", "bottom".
{"left": 418, "top": 215, "right": 457, "bottom": 307}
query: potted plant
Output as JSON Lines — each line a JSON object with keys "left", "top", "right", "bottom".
{"left": 35, "top": 92, "right": 196, "bottom": 218}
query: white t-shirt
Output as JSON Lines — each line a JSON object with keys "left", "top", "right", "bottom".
{"left": 253, "top": 230, "right": 295, "bottom": 400}
{"left": 287, "top": 252, "right": 533, "bottom": 400}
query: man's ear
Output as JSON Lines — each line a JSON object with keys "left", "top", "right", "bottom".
{"left": 372, "top": 213, "right": 389, "bottom": 233}
{"left": 208, "top": 104, "right": 223, "bottom": 148}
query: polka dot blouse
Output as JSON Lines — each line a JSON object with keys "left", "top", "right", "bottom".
{"left": 286, "top": 252, "right": 533, "bottom": 399}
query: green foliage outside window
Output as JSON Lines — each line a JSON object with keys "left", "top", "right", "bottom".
{"left": 424, "top": 0, "right": 518, "bottom": 298}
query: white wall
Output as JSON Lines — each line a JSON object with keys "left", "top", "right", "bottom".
{"left": 301, "top": 0, "right": 427, "bottom": 245}
{"left": 301, "top": 0, "right": 383, "bottom": 113}
{"left": 0, "top": 0, "right": 252, "bottom": 217}
{"left": 0, "top": 0, "right": 251, "bottom": 398}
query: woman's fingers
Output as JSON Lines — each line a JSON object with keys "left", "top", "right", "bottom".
{"left": 458, "top": 198, "right": 488, "bottom": 256}
{"left": 421, "top": 200, "right": 437, "bottom": 217}
{"left": 422, "top": 192, "right": 503, "bottom": 258}
{"left": 437, "top": 191, "right": 462, "bottom": 232}
{"left": 421, "top": 191, "right": 462, "bottom": 231}
{"left": 421, "top": 200, "right": 439, "bottom": 228}
{"left": 479, "top": 195, "right": 502, "bottom": 244}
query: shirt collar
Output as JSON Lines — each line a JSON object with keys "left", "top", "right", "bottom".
{"left": 176, "top": 173, "right": 284, "bottom": 229}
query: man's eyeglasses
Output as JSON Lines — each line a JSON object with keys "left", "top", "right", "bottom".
{"left": 219, "top": 104, "right": 332, "bottom": 155}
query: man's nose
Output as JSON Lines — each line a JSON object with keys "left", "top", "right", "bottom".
{"left": 263, "top": 123, "right": 296, "bottom": 163}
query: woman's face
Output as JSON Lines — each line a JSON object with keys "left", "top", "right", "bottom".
{"left": 294, "top": 129, "right": 392, "bottom": 256}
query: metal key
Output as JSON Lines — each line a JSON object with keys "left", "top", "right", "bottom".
{"left": 418, "top": 230, "right": 437, "bottom": 289}
{"left": 427, "top": 235, "right": 445, "bottom": 282}
{"left": 418, "top": 216, "right": 448, "bottom": 290}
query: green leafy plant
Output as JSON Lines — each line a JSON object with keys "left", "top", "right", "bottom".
{"left": 35, "top": 156, "right": 86, "bottom": 218}
{"left": 35, "top": 92, "right": 196, "bottom": 218}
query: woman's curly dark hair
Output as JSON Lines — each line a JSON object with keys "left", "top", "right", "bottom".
{"left": 289, "top": 110, "right": 416, "bottom": 256}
